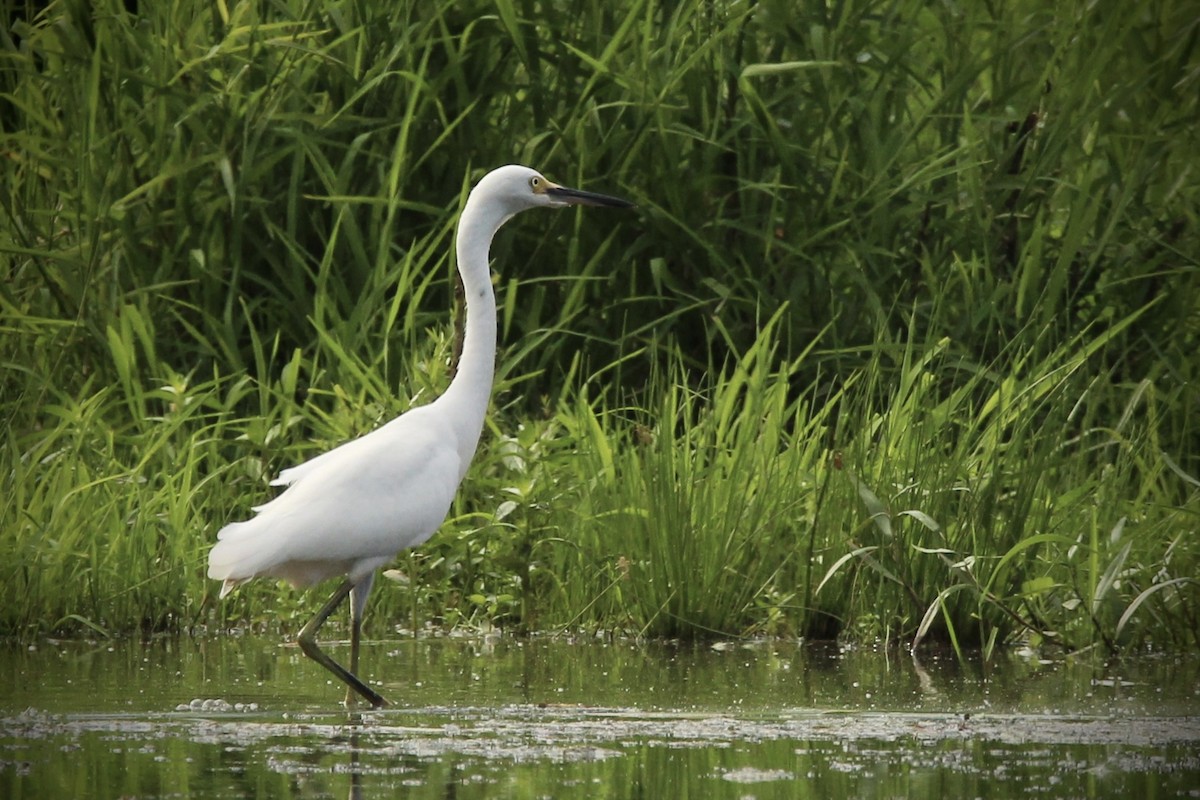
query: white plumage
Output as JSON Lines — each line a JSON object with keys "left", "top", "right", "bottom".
{"left": 209, "top": 406, "right": 461, "bottom": 591}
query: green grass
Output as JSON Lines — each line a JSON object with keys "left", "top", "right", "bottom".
{"left": 524, "top": 297, "right": 1196, "bottom": 656}
{"left": 2, "top": 0, "right": 1197, "bottom": 652}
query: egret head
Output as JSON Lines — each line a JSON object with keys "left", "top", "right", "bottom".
{"left": 471, "top": 164, "right": 633, "bottom": 224}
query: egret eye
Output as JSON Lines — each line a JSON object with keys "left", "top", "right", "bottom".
{"left": 530, "top": 176, "right": 541, "bottom": 191}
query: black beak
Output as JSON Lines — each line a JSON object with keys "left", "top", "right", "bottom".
{"left": 545, "top": 184, "right": 635, "bottom": 208}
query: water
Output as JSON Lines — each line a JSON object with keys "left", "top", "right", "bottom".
{"left": 2, "top": 634, "right": 1198, "bottom": 798}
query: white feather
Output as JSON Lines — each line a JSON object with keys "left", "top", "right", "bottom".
{"left": 208, "top": 404, "right": 462, "bottom": 592}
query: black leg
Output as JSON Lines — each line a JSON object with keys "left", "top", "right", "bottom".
{"left": 297, "top": 579, "right": 388, "bottom": 708}
{"left": 346, "top": 604, "right": 362, "bottom": 707}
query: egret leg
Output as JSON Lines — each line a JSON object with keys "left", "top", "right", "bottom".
{"left": 298, "top": 579, "right": 388, "bottom": 708}
{"left": 345, "top": 574, "right": 375, "bottom": 707}
{"left": 346, "top": 612, "right": 362, "bottom": 708}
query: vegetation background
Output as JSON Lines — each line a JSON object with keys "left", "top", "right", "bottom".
{"left": 2, "top": 0, "right": 1197, "bottom": 656}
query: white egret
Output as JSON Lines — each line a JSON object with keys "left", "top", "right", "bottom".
{"left": 208, "top": 165, "right": 632, "bottom": 707}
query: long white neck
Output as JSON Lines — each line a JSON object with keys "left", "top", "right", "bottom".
{"left": 439, "top": 189, "right": 506, "bottom": 478}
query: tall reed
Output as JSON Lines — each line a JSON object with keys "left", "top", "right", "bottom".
{"left": 2, "top": 0, "right": 1196, "bottom": 649}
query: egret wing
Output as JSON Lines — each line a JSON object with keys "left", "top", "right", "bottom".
{"left": 208, "top": 406, "right": 463, "bottom": 588}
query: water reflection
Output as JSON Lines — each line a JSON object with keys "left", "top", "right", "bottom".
{"left": 346, "top": 712, "right": 362, "bottom": 800}
{"left": 1, "top": 636, "right": 1199, "bottom": 798}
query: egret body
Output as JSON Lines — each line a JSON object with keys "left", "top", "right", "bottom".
{"left": 208, "top": 165, "right": 631, "bottom": 707}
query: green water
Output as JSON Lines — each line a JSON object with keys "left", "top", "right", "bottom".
{"left": 2, "top": 635, "right": 1198, "bottom": 798}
